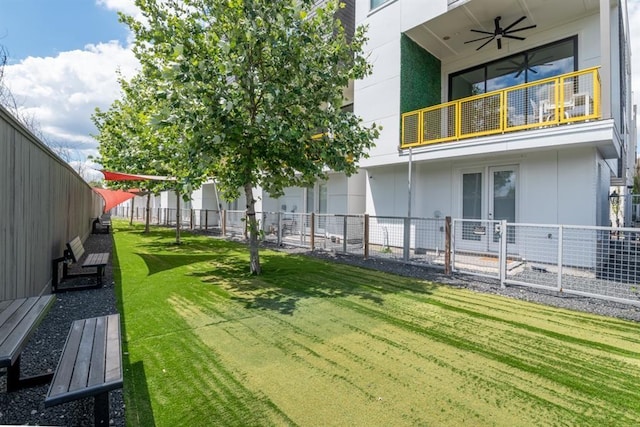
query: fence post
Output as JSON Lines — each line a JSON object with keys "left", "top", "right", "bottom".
{"left": 343, "top": 215, "right": 348, "bottom": 253}
{"left": 403, "top": 217, "right": 411, "bottom": 261}
{"left": 364, "top": 214, "right": 369, "bottom": 259}
{"left": 444, "top": 216, "right": 451, "bottom": 275}
{"left": 557, "top": 225, "right": 563, "bottom": 291}
{"left": 190, "top": 209, "right": 194, "bottom": 229}
{"left": 221, "top": 210, "right": 227, "bottom": 236}
{"left": 310, "top": 213, "right": 315, "bottom": 250}
{"left": 499, "top": 220, "right": 507, "bottom": 288}
{"left": 205, "top": 210, "right": 209, "bottom": 230}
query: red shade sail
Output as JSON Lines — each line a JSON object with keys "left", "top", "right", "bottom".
{"left": 100, "top": 170, "right": 176, "bottom": 181}
{"left": 92, "top": 188, "right": 137, "bottom": 213}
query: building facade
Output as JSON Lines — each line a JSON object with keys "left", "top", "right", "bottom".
{"left": 121, "top": 0, "right": 636, "bottom": 229}
{"left": 357, "top": 0, "right": 635, "bottom": 227}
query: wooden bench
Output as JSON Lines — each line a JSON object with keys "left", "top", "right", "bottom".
{"left": 0, "top": 295, "right": 56, "bottom": 392}
{"left": 45, "top": 314, "right": 123, "bottom": 426}
{"left": 52, "top": 236, "right": 109, "bottom": 292}
{"left": 92, "top": 217, "right": 112, "bottom": 234}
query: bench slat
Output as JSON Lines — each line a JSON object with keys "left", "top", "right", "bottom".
{"left": 0, "top": 299, "right": 34, "bottom": 365}
{"left": 67, "top": 237, "right": 85, "bottom": 263}
{"left": 70, "top": 318, "right": 96, "bottom": 392}
{"left": 88, "top": 316, "right": 107, "bottom": 387}
{"left": 46, "top": 314, "right": 122, "bottom": 408}
{"left": 48, "top": 319, "right": 85, "bottom": 398}
{"left": 104, "top": 315, "right": 122, "bottom": 383}
{"left": 0, "top": 296, "right": 54, "bottom": 366}
{"left": 83, "top": 253, "right": 109, "bottom": 268}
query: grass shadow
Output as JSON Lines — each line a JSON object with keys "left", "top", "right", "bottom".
{"left": 112, "top": 234, "right": 156, "bottom": 427}
{"left": 191, "top": 250, "right": 398, "bottom": 315}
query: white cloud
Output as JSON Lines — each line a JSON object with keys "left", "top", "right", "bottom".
{"left": 96, "top": 0, "right": 144, "bottom": 22}
{"left": 4, "top": 40, "right": 139, "bottom": 160}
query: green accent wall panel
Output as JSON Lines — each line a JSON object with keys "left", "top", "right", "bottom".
{"left": 400, "top": 34, "right": 441, "bottom": 114}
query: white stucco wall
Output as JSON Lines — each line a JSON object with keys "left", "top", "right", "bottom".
{"left": 365, "top": 146, "right": 607, "bottom": 226}
{"left": 190, "top": 182, "right": 220, "bottom": 210}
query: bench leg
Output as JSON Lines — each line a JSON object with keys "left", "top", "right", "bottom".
{"left": 6, "top": 356, "right": 21, "bottom": 392}
{"left": 6, "top": 355, "right": 53, "bottom": 392}
{"left": 97, "top": 266, "right": 104, "bottom": 287}
{"left": 94, "top": 392, "right": 110, "bottom": 426}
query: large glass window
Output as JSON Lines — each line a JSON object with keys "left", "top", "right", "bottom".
{"left": 449, "top": 37, "right": 577, "bottom": 100}
{"left": 371, "top": 0, "right": 390, "bottom": 9}
{"left": 462, "top": 172, "right": 483, "bottom": 241}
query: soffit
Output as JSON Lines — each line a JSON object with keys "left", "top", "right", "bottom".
{"left": 405, "top": 0, "right": 608, "bottom": 60}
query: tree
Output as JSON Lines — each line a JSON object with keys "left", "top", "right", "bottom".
{"left": 92, "top": 74, "right": 190, "bottom": 238}
{"left": 122, "top": 0, "right": 379, "bottom": 274}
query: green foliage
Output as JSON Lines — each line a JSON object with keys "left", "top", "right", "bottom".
{"left": 106, "top": 0, "right": 380, "bottom": 272}
{"left": 91, "top": 74, "right": 183, "bottom": 195}
{"left": 122, "top": 0, "right": 379, "bottom": 200}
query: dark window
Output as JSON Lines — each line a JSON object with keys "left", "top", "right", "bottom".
{"left": 449, "top": 37, "right": 577, "bottom": 101}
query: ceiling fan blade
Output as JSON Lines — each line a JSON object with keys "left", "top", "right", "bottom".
{"left": 470, "top": 29, "right": 496, "bottom": 35}
{"left": 497, "top": 38, "right": 502, "bottom": 49}
{"left": 529, "top": 54, "right": 553, "bottom": 65}
{"left": 529, "top": 68, "right": 538, "bottom": 74}
{"left": 464, "top": 35, "right": 494, "bottom": 44}
{"left": 505, "top": 24, "right": 537, "bottom": 34}
{"left": 477, "top": 37, "right": 495, "bottom": 51}
{"left": 503, "top": 16, "right": 526, "bottom": 32}
{"left": 515, "top": 69, "right": 523, "bottom": 78}
{"left": 503, "top": 34, "right": 526, "bottom": 41}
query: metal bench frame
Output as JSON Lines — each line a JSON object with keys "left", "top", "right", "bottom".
{"left": 45, "top": 314, "right": 123, "bottom": 426}
{"left": 52, "top": 236, "right": 109, "bottom": 292}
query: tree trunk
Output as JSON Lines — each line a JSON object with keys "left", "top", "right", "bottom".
{"left": 129, "top": 197, "right": 135, "bottom": 225}
{"left": 175, "top": 190, "right": 181, "bottom": 244}
{"left": 144, "top": 193, "right": 151, "bottom": 233}
{"left": 244, "top": 183, "right": 261, "bottom": 275}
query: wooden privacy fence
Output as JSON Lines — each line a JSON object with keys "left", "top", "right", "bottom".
{"left": 0, "top": 105, "right": 103, "bottom": 299}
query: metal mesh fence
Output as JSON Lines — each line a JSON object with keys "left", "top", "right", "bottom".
{"left": 500, "top": 223, "right": 640, "bottom": 304}
{"left": 504, "top": 223, "right": 560, "bottom": 290}
{"left": 451, "top": 219, "right": 502, "bottom": 279}
{"left": 260, "top": 212, "right": 280, "bottom": 244}
{"left": 561, "top": 226, "right": 640, "bottom": 303}
{"left": 402, "top": 113, "right": 419, "bottom": 146}
{"left": 312, "top": 215, "right": 365, "bottom": 255}
{"left": 423, "top": 103, "right": 457, "bottom": 143}
{"left": 459, "top": 92, "right": 502, "bottom": 138}
{"left": 279, "top": 212, "right": 309, "bottom": 248}
{"left": 225, "top": 210, "right": 246, "bottom": 237}
{"left": 108, "top": 208, "right": 639, "bottom": 307}
{"left": 411, "top": 217, "right": 446, "bottom": 267}
{"left": 367, "top": 216, "right": 405, "bottom": 260}
{"left": 194, "top": 209, "right": 221, "bottom": 231}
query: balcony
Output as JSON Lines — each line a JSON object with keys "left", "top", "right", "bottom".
{"left": 401, "top": 67, "right": 601, "bottom": 149}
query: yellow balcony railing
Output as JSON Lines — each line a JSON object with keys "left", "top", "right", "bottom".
{"left": 401, "top": 67, "right": 601, "bottom": 148}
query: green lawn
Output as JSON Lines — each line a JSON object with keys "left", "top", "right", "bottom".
{"left": 112, "top": 221, "right": 640, "bottom": 426}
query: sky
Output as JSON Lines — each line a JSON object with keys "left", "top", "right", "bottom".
{"left": 1, "top": 0, "right": 640, "bottom": 182}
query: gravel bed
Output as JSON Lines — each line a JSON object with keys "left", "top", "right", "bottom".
{"left": 0, "top": 232, "right": 124, "bottom": 426}
{"left": 4, "top": 228, "right": 638, "bottom": 425}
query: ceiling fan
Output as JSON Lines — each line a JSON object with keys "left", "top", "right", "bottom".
{"left": 464, "top": 16, "right": 537, "bottom": 51}
{"left": 496, "top": 54, "right": 553, "bottom": 78}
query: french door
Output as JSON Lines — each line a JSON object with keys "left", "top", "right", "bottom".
{"left": 462, "top": 165, "right": 518, "bottom": 251}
